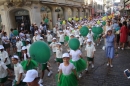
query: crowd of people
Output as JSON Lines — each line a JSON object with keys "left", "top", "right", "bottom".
{"left": 0, "top": 15, "right": 130, "bottom": 86}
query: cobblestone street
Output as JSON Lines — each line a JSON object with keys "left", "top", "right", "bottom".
{"left": 5, "top": 41, "right": 130, "bottom": 86}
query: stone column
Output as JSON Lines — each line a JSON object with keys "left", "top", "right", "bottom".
{"left": 79, "top": 8, "right": 83, "bottom": 17}
{"left": 64, "top": 7, "right": 68, "bottom": 20}
{"left": 31, "top": 4, "right": 41, "bottom": 27}
{"left": 51, "top": 6, "right": 57, "bottom": 26}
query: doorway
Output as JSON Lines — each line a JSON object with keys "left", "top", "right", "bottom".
{"left": 9, "top": 9, "right": 30, "bottom": 31}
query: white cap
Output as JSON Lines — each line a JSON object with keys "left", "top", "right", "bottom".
{"left": 57, "top": 43, "right": 61, "bottom": 45}
{"left": 67, "top": 27, "right": 69, "bottom": 28}
{"left": 12, "top": 55, "right": 19, "bottom": 59}
{"left": 22, "top": 46, "right": 27, "bottom": 50}
{"left": 52, "top": 38, "right": 56, "bottom": 40}
{"left": 62, "top": 53, "right": 70, "bottom": 58}
{"left": 40, "top": 37, "right": 43, "bottom": 40}
{"left": 89, "top": 29, "right": 91, "bottom": 31}
{"left": 76, "top": 35, "right": 79, "bottom": 38}
{"left": 23, "top": 69, "right": 38, "bottom": 82}
{"left": 48, "top": 30, "right": 50, "bottom": 32}
{"left": 0, "top": 45, "right": 4, "bottom": 49}
{"left": 87, "top": 39, "right": 92, "bottom": 42}
{"left": 107, "top": 28, "right": 112, "bottom": 31}
{"left": 26, "top": 39, "right": 30, "bottom": 42}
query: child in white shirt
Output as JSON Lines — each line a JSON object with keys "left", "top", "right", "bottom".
{"left": 26, "top": 39, "right": 31, "bottom": 54}
{"left": 11, "top": 55, "right": 25, "bottom": 86}
{"left": 56, "top": 43, "right": 63, "bottom": 66}
{"left": 16, "top": 37, "right": 23, "bottom": 61}
{"left": 47, "top": 31, "right": 53, "bottom": 44}
{"left": 0, "top": 58, "right": 11, "bottom": 86}
{"left": 59, "top": 31, "right": 65, "bottom": 45}
{"left": 85, "top": 39, "right": 96, "bottom": 71}
{"left": 50, "top": 38, "right": 57, "bottom": 61}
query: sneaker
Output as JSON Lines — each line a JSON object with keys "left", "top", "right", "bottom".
{"left": 85, "top": 68, "right": 88, "bottom": 71}
{"left": 110, "top": 65, "right": 113, "bottom": 68}
{"left": 107, "top": 63, "right": 109, "bottom": 66}
{"left": 48, "top": 71, "right": 53, "bottom": 76}
{"left": 122, "top": 48, "right": 124, "bottom": 50}
{"left": 38, "top": 79, "right": 43, "bottom": 84}
{"left": 97, "top": 44, "right": 99, "bottom": 46}
{"left": 79, "top": 74, "right": 82, "bottom": 78}
{"left": 54, "top": 59, "right": 56, "bottom": 61}
{"left": 92, "top": 64, "right": 94, "bottom": 68}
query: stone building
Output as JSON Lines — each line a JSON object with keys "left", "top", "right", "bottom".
{"left": 0, "top": 0, "right": 92, "bottom": 35}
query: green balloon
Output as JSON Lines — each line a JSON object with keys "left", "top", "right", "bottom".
{"left": 92, "top": 26, "right": 97, "bottom": 33}
{"left": 96, "top": 27, "right": 103, "bottom": 34}
{"left": 93, "top": 34, "right": 99, "bottom": 41}
{"left": 44, "top": 18, "right": 49, "bottom": 23}
{"left": 13, "top": 30, "right": 18, "bottom": 36}
{"left": 102, "top": 21, "right": 106, "bottom": 26}
{"left": 64, "top": 36, "right": 69, "bottom": 42}
{"left": 29, "top": 41, "right": 51, "bottom": 63}
{"left": 80, "top": 26, "right": 89, "bottom": 36}
{"left": 68, "top": 38, "right": 80, "bottom": 50}
{"left": 92, "top": 26, "right": 103, "bottom": 34}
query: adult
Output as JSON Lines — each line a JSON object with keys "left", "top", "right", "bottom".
{"left": 127, "top": 20, "right": 130, "bottom": 49}
{"left": 10, "top": 29, "right": 16, "bottom": 53}
{"left": 30, "top": 24, "right": 34, "bottom": 36}
{"left": 2, "top": 32, "right": 10, "bottom": 56}
{"left": 119, "top": 21, "right": 129, "bottom": 50}
{"left": 23, "top": 69, "right": 43, "bottom": 86}
{"left": 103, "top": 29, "right": 116, "bottom": 67}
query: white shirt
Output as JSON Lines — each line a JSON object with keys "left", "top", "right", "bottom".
{"left": 46, "top": 34, "right": 52, "bottom": 42}
{"left": 16, "top": 41, "right": 23, "bottom": 52}
{"left": 14, "top": 63, "right": 24, "bottom": 81}
{"left": 0, "top": 51, "right": 10, "bottom": 65}
{"left": 23, "top": 53, "right": 30, "bottom": 61}
{"left": 50, "top": 42, "right": 57, "bottom": 52}
{"left": 19, "top": 32, "right": 25, "bottom": 41}
{"left": 56, "top": 47, "right": 62, "bottom": 58}
{"left": 2, "top": 36, "right": 9, "bottom": 44}
{"left": 59, "top": 34, "right": 65, "bottom": 42}
{"left": 87, "top": 32, "right": 94, "bottom": 42}
{"left": 53, "top": 27, "right": 57, "bottom": 34}
{"left": 40, "top": 25, "right": 43, "bottom": 30}
{"left": 74, "top": 29, "right": 80, "bottom": 36}
{"left": 70, "top": 50, "right": 82, "bottom": 61}
{"left": 26, "top": 44, "right": 31, "bottom": 54}
{"left": 85, "top": 44, "right": 96, "bottom": 57}
{"left": 59, "top": 63, "right": 75, "bottom": 75}
{"left": 0, "top": 61, "right": 8, "bottom": 78}
{"left": 33, "top": 35, "right": 40, "bottom": 42}
{"left": 79, "top": 36, "right": 84, "bottom": 45}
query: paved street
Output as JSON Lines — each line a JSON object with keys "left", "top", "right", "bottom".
{"left": 5, "top": 40, "right": 130, "bottom": 86}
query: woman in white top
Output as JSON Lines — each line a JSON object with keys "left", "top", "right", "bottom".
{"left": 70, "top": 49, "right": 86, "bottom": 78}
{"left": 58, "top": 53, "right": 78, "bottom": 86}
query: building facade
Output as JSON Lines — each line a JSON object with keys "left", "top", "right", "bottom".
{"left": 0, "top": 0, "right": 92, "bottom": 35}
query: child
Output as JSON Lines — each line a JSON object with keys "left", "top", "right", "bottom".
{"left": 56, "top": 43, "right": 63, "bottom": 67}
{"left": 58, "top": 53, "right": 78, "bottom": 86}
{"left": 49, "top": 38, "right": 57, "bottom": 61}
{"left": 0, "top": 45, "right": 11, "bottom": 70}
{"left": 11, "top": 55, "right": 26, "bottom": 86}
{"left": 26, "top": 39, "right": 31, "bottom": 54}
{"left": 59, "top": 31, "right": 65, "bottom": 45}
{"left": 21, "top": 46, "right": 38, "bottom": 71}
{"left": 46, "top": 31, "right": 52, "bottom": 44}
{"left": 33, "top": 31, "right": 40, "bottom": 42}
{"left": 16, "top": 36, "right": 23, "bottom": 61}
{"left": 0, "top": 58, "right": 11, "bottom": 86}
{"left": 70, "top": 49, "right": 86, "bottom": 78}
{"left": 39, "top": 62, "right": 53, "bottom": 84}
{"left": 85, "top": 39, "right": 96, "bottom": 71}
